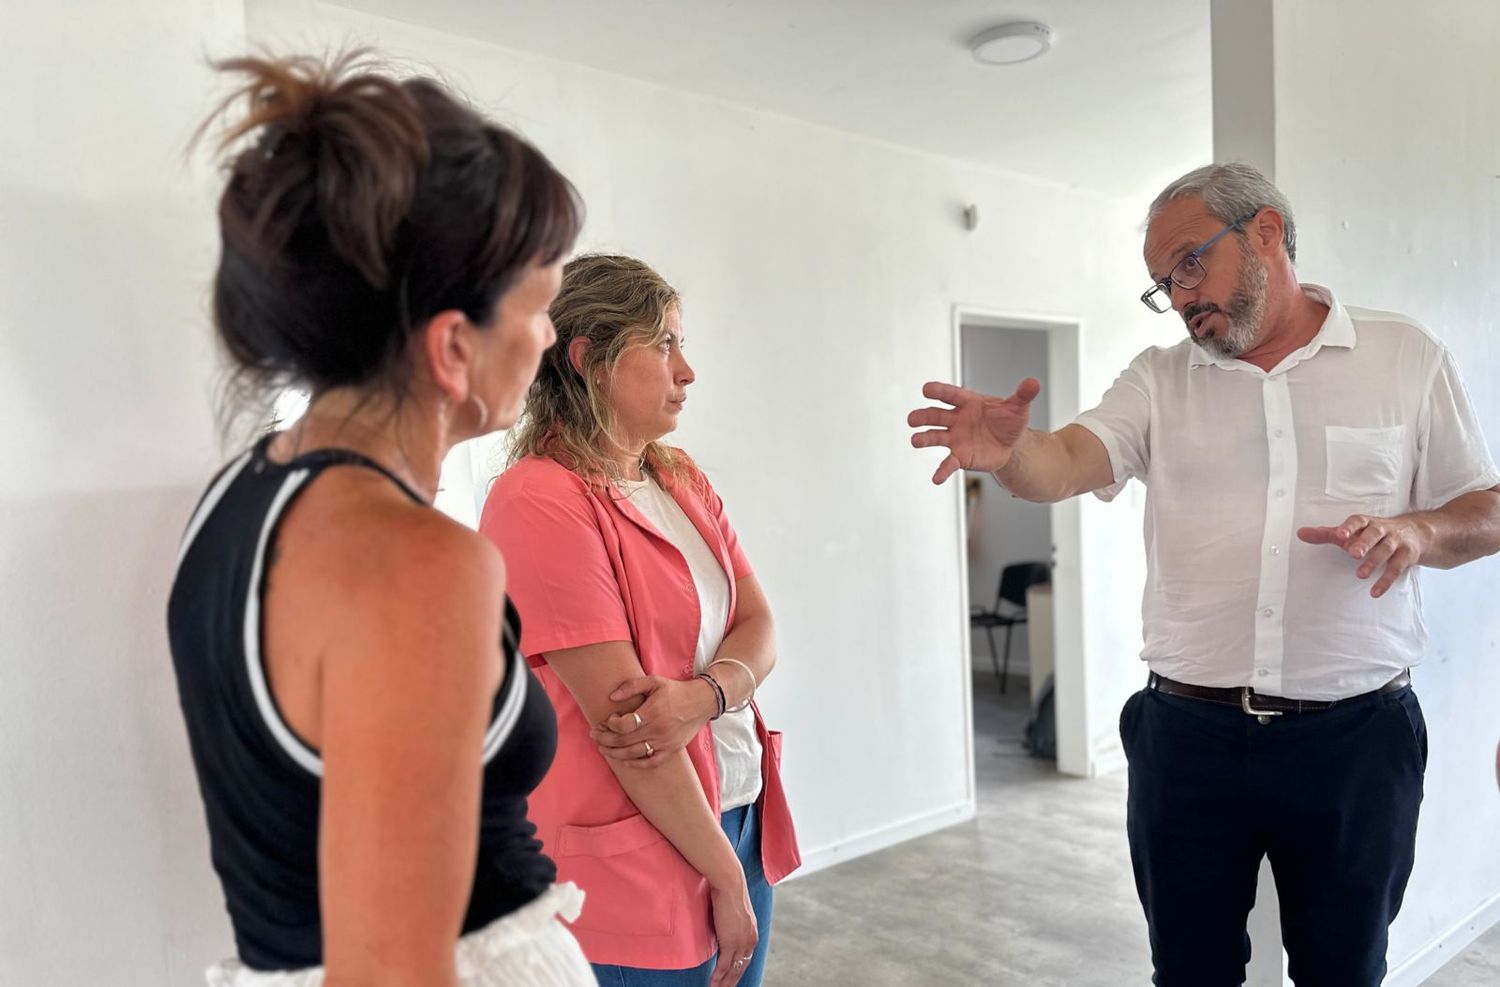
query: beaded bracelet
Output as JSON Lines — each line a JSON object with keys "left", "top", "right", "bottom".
{"left": 695, "top": 671, "right": 727, "bottom": 720}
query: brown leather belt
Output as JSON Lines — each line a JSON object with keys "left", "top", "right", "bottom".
{"left": 1148, "top": 671, "right": 1411, "bottom": 718}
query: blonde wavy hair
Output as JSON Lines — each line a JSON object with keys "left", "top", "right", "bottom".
{"left": 507, "top": 254, "right": 698, "bottom": 490}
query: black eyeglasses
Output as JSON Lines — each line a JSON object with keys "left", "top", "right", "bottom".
{"left": 1140, "top": 212, "right": 1258, "bottom": 314}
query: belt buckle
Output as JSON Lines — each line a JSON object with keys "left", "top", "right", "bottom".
{"left": 1241, "top": 688, "right": 1283, "bottom": 725}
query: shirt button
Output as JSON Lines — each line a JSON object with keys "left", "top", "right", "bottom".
{"left": 1270, "top": 545, "right": 1280, "bottom": 555}
{"left": 1275, "top": 489, "right": 1286, "bottom": 498}
{"left": 1257, "top": 668, "right": 1270, "bottom": 677}
{"left": 1274, "top": 429, "right": 1285, "bottom": 438}
{"left": 1262, "top": 607, "right": 1274, "bottom": 618}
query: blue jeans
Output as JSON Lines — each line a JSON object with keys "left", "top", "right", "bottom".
{"left": 591, "top": 804, "right": 774, "bottom": 986}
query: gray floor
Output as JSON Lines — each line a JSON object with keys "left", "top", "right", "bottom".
{"left": 1426, "top": 924, "right": 1500, "bottom": 987}
{"left": 766, "top": 669, "right": 1500, "bottom": 986}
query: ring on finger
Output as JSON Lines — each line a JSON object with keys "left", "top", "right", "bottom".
{"left": 643, "top": 741, "right": 654, "bottom": 757}
{"left": 632, "top": 711, "right": 643, "bottom": 729}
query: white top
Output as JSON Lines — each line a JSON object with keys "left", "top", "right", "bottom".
{"left": 1075, "top": 284, "right": 1500, "bottom": 700}
{"left": 617, "top": 475, "right": 764, "bottom": 809}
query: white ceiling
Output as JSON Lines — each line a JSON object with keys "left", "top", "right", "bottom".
{"left": 337, "top": 0, "right": 1212, "bottom": 199}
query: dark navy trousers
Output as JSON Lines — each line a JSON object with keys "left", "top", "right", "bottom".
{"left": 1120, "top": 682, "right": 1427, "bottom": 986}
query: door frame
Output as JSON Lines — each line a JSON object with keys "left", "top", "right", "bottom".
{"left": 950, "top": 305, "right": 1092, "bottom": 781}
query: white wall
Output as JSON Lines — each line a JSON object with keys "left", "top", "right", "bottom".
{"left": 0, "top": 1, "right": 247, "bottom": 982}
{"left": 1212, "top": 1, "right": 1500, "bottom": 982}
{"left": 961, "top": 326, "right": 1052, "bottom": 673}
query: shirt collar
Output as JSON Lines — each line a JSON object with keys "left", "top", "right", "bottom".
{"left": 1188, "top": 283, "right": 1356, "bottom": 370}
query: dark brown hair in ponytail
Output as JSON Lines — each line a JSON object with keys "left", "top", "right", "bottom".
{"left": 200, "top": 50, "right": 582, "bottom": 400}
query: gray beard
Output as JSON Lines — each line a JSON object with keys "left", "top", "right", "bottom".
{"left": 1198, "top": 252, "right": 1268, "bottom": 358}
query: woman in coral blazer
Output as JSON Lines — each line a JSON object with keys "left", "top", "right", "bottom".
{"left": 480, "top": 254, "right": 798, "bottom": 987}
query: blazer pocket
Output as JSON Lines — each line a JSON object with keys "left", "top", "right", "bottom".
{"left": 556, "top": 813, "right": 683, "bottom": 936}
{"left": 1325, "top": 425, "right": 1405, "bottom": 503}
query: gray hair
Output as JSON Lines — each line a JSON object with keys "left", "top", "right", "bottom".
{"left": 1147, "top": 162, "right": 1297, "bottom": 262}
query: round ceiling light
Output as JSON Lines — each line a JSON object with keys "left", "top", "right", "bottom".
{"left": 970, "top": 22, "right": 1053, "bottom": 66}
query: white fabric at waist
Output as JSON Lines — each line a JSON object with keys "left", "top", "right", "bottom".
{"left": 204, "top": 882, "right": 591, "bottom": 986}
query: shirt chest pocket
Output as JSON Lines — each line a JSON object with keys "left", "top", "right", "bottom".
{"left": 1325, "top": 425, "right": 1406, "bottom": 502}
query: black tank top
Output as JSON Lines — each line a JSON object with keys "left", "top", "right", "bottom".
{"left": 166, "top": 435, "right": 558, "bottom": 970}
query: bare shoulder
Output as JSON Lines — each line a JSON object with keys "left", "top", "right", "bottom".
{"left": 347, "top": 502, "right": 501, "bottom": 612}
{"left": 284, "top": 471, "right": 506, "bottom": 669}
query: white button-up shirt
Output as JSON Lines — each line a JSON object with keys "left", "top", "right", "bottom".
{"left": 1077, "top": 284, "right": 1499, "bottom": 700}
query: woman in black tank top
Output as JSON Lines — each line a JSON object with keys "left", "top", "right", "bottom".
{"left": 167, "top": 51, "right": 592, "bottom": 986}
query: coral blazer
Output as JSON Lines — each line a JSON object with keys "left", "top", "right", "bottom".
{"left": 480, "top": 454, "right": 800, "bottom": 969}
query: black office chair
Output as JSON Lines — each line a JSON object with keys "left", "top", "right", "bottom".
{"left": 970, "top": 561, "right": 1051, "bottom": 694}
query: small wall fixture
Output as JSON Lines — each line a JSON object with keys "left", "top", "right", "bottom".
{"left": 970, "top": 22, "right": 1053, "bottom": 65}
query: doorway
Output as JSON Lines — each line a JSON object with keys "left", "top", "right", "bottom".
{"left": 952, "top": 309, "right": 1089, "bottom": 781}
{"left": 962, "top": 321, "right": 1053, "bottom": 700}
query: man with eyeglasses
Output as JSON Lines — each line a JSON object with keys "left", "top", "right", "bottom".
{"left": 908, "top": 162, "right": 1500, "bottom": 985}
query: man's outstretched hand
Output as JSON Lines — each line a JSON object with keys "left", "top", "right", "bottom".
{"left": 908, "top": 378, "right": 1041, "bottom": 484}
